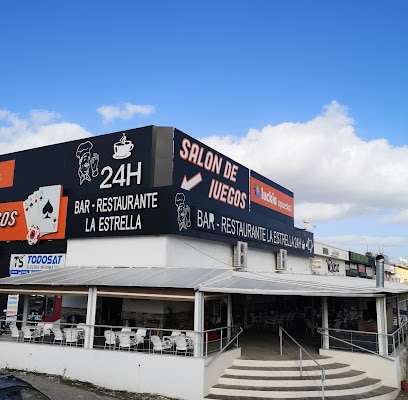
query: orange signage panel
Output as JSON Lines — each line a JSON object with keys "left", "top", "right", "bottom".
{"left": 250, "top": 176, "right": 294, "bottom": 218}
{"left": 0, "top": 197, "right": 67, "bottom": 242}
{"left": 0, "top": 201, "right": 26, "bottom": 241}
{"left": 0, "top": 160, "right": 15, "bottom": 188}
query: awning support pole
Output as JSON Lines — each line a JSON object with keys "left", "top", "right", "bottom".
{"left": 194, "top": 291, "right": 204, "bottom": 357}
{"left": 84, "top": 287, "right": 97, "bottom": 349}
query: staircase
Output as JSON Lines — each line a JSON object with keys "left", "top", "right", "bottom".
{"left": 205, "top": 356, "right": 400, "bottom": 399}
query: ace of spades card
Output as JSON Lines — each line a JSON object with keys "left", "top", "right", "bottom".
{"left": 23, "top": 185, "right": 62, "bottom": 237}
{"left": 36, "top": 185, "right": 62, "bottom": 235}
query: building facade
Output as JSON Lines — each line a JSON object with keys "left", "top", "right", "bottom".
{"left": 0, "top": 126, "right": 407, "bottom": 399}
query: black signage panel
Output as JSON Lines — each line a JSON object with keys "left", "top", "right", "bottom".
{"left": 1, "top": 126, "right": 177, "bottom": 242}
{"left": 173, "top": 129, "right": 250, "bottom": 216}
{"left": 63, "top": 127, "right": 176, "bottom": 238}
{"left": 66, "top": 186, "right": 173, "bottom": 238}
{"left": 1, "top": 125, "right": 314, "bottom": 257}
{"left": 172, "top": 129, "right": 314, "bottom": 257}
{"left": 63, "top": 127, "right": 156, "bottom": 195}
{"left": 0, "top": 144, "right": 67, "bottom": 203}
{"left": 190, "top": 206, "right": 314, "bottom": 257}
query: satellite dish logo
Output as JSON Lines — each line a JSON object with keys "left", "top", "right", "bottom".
{"left": 254, "top": 183, "right": 261, "bottom": 197}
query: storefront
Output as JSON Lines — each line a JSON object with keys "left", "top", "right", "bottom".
{"left": 1, "top": 125, "right": 408, "bottom": 399}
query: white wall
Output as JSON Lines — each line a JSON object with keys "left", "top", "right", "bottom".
{"left": 285, "top": 254, "right": 312, "bottom": 274}
{"left": 66, "top": 234, "right": 313, "bottom": 275}
{"left": 0, "top": 342, "right": 206, "bottom": 400}
{"left": 166, "top": 236, "right": 231, "bottom": 269}
{"left": 320, "top": 348, "right": 401, "bottom": 388}
{"left": 314, "top": 242, "right": 349, "bottom": 260}
{"left": 66, "top": 236, "right": 168, "bottom": 267}
{"left": 246, "top": 247, "right": 275, "bottom": 273}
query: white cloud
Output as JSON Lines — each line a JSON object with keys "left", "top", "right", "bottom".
{"left": 295, "top": 202, "right": 369, "bottom": 222}
{"left": 97, "top": 102, "right": 155, "bottom": 124}
{"left": 1, "top": 102, "right": 406, "bottom": 259}
{"left": 201, "top": 101, "right": 408, "bottom": 224}
{"left": 0, "top": 110, "right": 92, "bottom": 154}
{"left": 382, "top": 210, "right": 408, "bottom": 224}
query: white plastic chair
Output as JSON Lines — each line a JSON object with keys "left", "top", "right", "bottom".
{"left": 163, "top": 330, "right": 181, "bottom": 345}
{"left": 185, "top": 332, "right": 195, "bottom": 352}
{"left": 134, "top": 329, "right": 146, "bottom": 350}
{"left": 41, "top": 323, "right": 53, "bottom": 337}
{"left": 76, "top": 323, "right": 86, "bottom": 342}
{"left": 118, "top": 333, "right": 135, "bottom": 351}
{"left": 32, "top": 323, "right": 46, "bottom": 342}
{"left": 10, "top": 325, "right": 21, "bottom": 341}
{"left": 104, "top": 330, "right": 117, "bottom": 349}
{"left": 135, "top": 328, "right": 147, "bottom": 337}
{"left": 22, "top": 326, "right": 33, "bottom": 342}
{"left": 175, "top": 335, "right": 189, "bottom": 356}
{"left": 150, "top": 335, "right": 172, "bottom": 354}
{"left": 52, "top": 327, "right": 64, "bottom": 345}
{"left": 32, "top": 327, "right": 43, "bottom": 342}
{"left": 64, "top": 328, "right": 79, "bottom": 346}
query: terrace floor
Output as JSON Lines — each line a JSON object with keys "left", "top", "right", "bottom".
{"left": 238, "top": 326, "right": 322, "bottom": 360}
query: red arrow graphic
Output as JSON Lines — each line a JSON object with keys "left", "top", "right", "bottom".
{"left": 180, "top": 172, "right": 203, "bottom": 191}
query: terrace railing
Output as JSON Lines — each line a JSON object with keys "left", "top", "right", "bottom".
{"left": 0, "top": 318, "right": 240, "bottom": 359}
{"left": 317, "top": 321, "right": 408, "bottom": 358}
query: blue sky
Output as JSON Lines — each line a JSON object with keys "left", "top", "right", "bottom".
{"left": 1, "top": 1, "right": 407, "bottom": 261}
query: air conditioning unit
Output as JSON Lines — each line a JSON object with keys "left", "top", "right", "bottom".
{"left": 276, "top": 249, "right": 287, "bottom": 271}
{"left": 233, "top": 241, "right": 248, "bottom": 269}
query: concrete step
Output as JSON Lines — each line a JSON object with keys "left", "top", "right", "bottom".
{"left": 226, "top": 362, "right": 351, "bottom": 377}
{"left": 220, "top": 369, "right": 366, "bottom": 387}
{"left": 205, "top": 356, "right": 399, "bottom": 400}
{"left": 206, "top": 385, "right": 399, "bottom": 400}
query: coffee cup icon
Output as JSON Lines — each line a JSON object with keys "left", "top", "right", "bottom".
{"left": 113, "top": 134, "right": 134, "bottom": 159}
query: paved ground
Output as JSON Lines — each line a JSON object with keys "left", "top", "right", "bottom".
{"left": 6, "top": 370, "right": 179, "bottom": 400}
{"left": 397, "top": 389, "right": 408, "bottom": 399}
{"left": 3, "top": 330, "right": 407, "bottom": 400}
{"left": 6, "top": 369, "right": 408, "bottom": 400}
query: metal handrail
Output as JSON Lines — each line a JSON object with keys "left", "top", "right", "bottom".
{"left": 279, "top": 326, "right": 325, "bottom": 400}
{"left": 318, "top": 325, "right": 402, "bottom": 360}
{"left": 204, "top": 326, "right": 243, "bottom": 366}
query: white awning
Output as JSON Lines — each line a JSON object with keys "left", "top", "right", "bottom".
{"left": 199, "top": 270, "right": 408, "bottom": 297}
{"left": 0, "top": 266, "right": 407, "bottom": 298}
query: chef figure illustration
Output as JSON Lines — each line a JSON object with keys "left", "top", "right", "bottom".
{"left": 76, "top": 141, "right": 99, "bottom": 185}
{"left": 175, "top": 193, "right": 191, "bottom": 231}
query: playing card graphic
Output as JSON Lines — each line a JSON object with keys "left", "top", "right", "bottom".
{"left": 23, "top": 185, "right": 62, "bottom": 245}
{"left": 37, "top": 185, "right": 61, "bottom": 235}
{"left": 23, "top": 194, "right": 36, "bottom": 230}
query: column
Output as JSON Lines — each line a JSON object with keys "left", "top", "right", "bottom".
{"left": 194, "top": 290, "right": 204, "bottom": 357}
{"left": 376, "top": 296, "right": 388, "bottom": 356}
{"left": 321, "top": 297, "right": 329, "bottom": 349}
{"left": 84, "top": 287, "right": 97, "bottom": 349}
